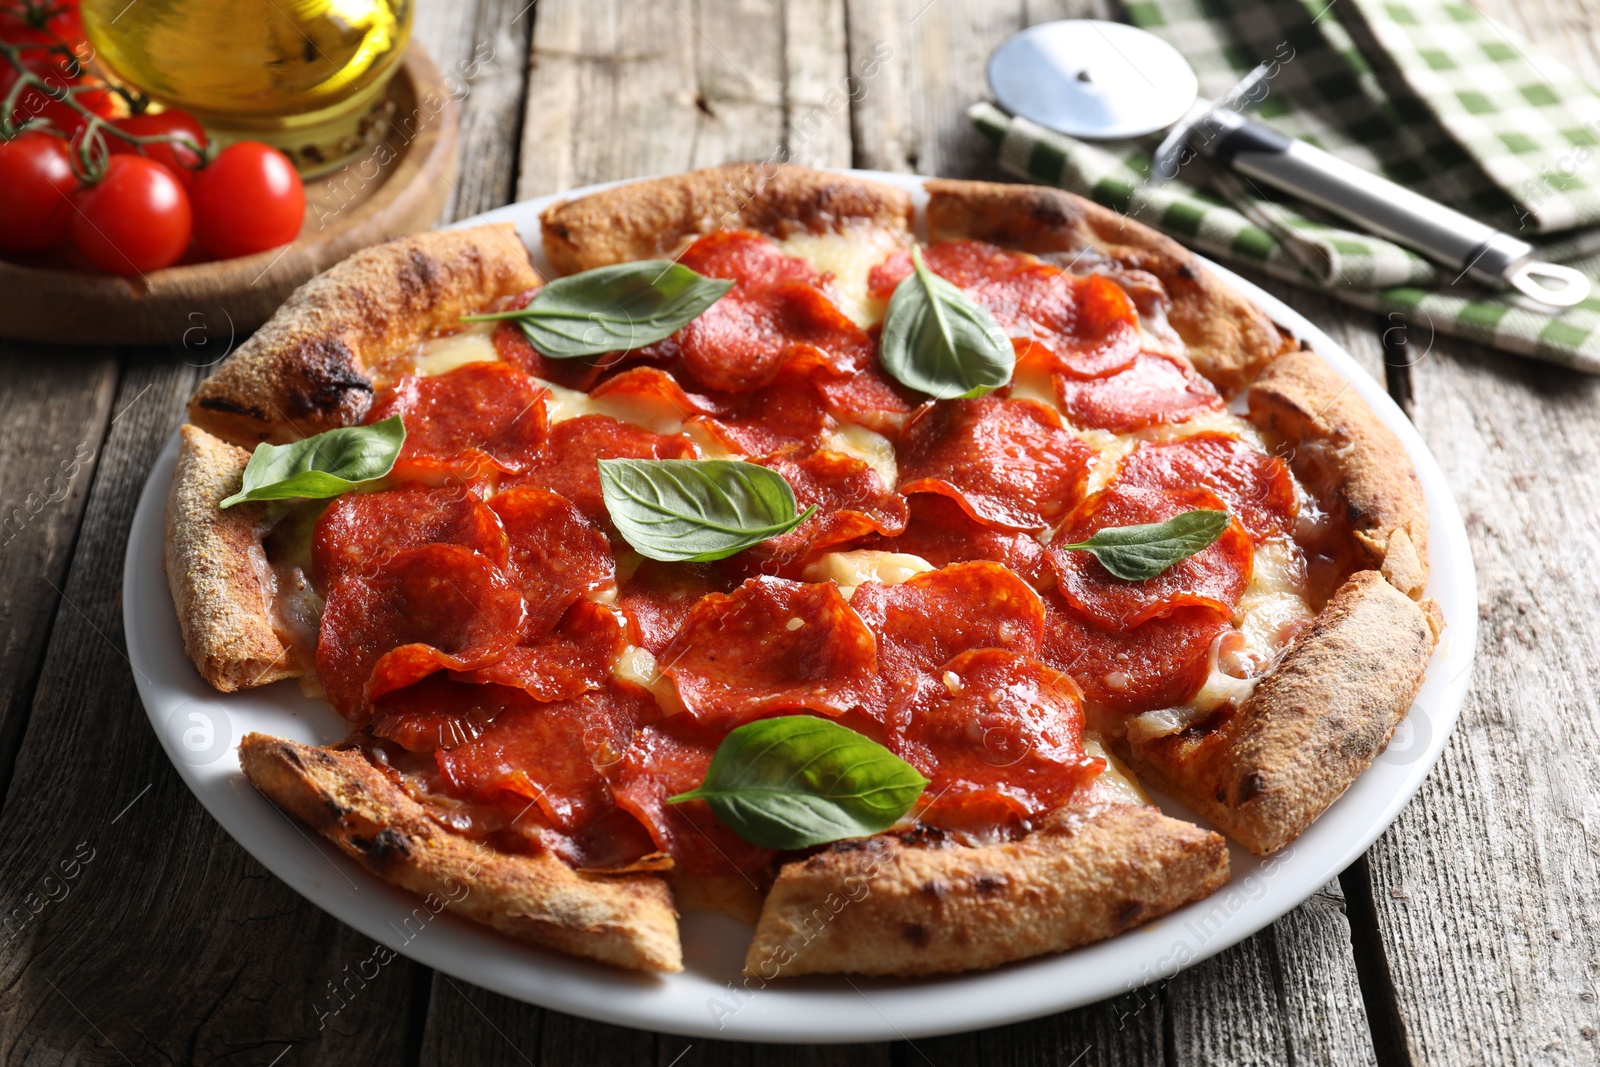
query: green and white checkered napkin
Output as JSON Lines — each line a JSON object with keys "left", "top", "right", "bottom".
{"left": 969, "top": 0, "right": 1600, "bottom": 373}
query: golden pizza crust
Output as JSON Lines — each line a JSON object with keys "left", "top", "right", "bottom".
{"left": 1247, "top": 347, "right": 1431, "bottom": 598}
{"left": 238, "top": 733, "right": 684, "bottom": 973}
{"left": 189, "top": 224, "right": 540, "bottom": 448}
{"left": 164, "top": 424, "right": 302, "bottom": 692}
{"left": 922, "top": 178, "right": 1294, "bottom": 392}
{"left": 1124, "top": 570, "right": 1440, "bottom": 855}
{"left": 540, "top": 163, "right": 914, "bottom": 275}
{"left": 745, "top": 802, "right": 1228, "bottom": 978}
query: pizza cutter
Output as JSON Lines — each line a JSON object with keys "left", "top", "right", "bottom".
{"left": 988, "top": 20, "right": 1591, "bottom": 308}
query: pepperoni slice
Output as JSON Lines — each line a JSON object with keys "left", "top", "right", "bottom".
{"left": 491, "top": 319, "right": 614, "bottom": 392}
{"left": 437, "top": 680, "right": 651, "bottom": 832}
{"left": 1052, "top": 352, "right": 1223, "bottom": 433}
{"left": 670, "top": 282, "right": 874, "bottom": 392}
{"left": 454, "top": 600, "right": 625, "bottom": 702}
{"left": 659, "top": 576, "right": 877, "bottom": 724}
{"left": 511, "top": 414, "right": 697, "bottom": 524}
{"left": 489, "top": 485, "right": 614, "bottom": 632}
{"left": 1048, "top": 485, "right": 1253, "bottom": 630}
{"left": 808, "top": 359, "right": 919, "bottom": 429}
{"left": 691, "top": 369, "right": 830, "bottom": 457}
{"left": 868, "top": 241, "right": 1140, "bottom": 377}
{"left": 675, "top": 230, "right": 820, "bottom": 288}
{"left": 851, "top": 561, "right": 1045, "bottom": 714}
{"left": 606, "top": 721, "right": 774, "bottom": 876}
{"left": 370, "top": 673, "right": 517, "bottom": 752}
{"left": 1042, "top": 599, "right": 1229, "bottom": 714}
{"left": 1113, "top": 432, "right": 1298, "bottom": 543}
{"left": 897, "top": 397, "right": 1094, "bottom": 530}
{"left": 888, "top": 648, "right": 1103, "bottom": 831}
{"left": 367, "top": 362, "right": 549, "bottom": 477}
{"left": 615, "top": 559, "right": 742, "bottom": 654}
{"left": 749, "top": 448, "right": 908, "bottom": 564}
{"left": 588, "top": 367, "right": 728, "bottom": 429}
{"left": 861, "top": 494, "right": 1052, "bottom": 591}
{"left": 311, "top": 483, "right": 508, "bottom": 590}
{"left": 317, "top": 544, "right": 525, "bottom": 720}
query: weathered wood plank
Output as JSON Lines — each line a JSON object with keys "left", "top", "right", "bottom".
{"left": 1349, "top": 2, "right": 1600, "bottom": 1060}
{"left": 519, "top": 0, "right": 853, "bottom": 201}
{"left": 0, "top": 345, "right": 117, "bottom": 804}
{"left": 1358, "top": 334, "right": 1600, "bottom": 1063}
{"left": 0, "top": 356, "right": 419, "bottom": 1065}
{"left": 412, "top": 0, "right": 537, "bottom": 221}
{"left": 845, "top": 0, "right": 1022, "bottom": 177}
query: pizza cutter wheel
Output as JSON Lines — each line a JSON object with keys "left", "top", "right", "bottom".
{"left": 988, "top": 20, "right": 1590, "bottom": 308}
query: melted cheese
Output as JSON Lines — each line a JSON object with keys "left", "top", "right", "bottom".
{"left": 413, "top": 322, "right": 499, "bottom": 376}
{"left": 1234, "top": 537, "right": 1315, "bottom": 666}
{"left": 1126, "top": 535, "right": 1317, "bottom": 742}
{"left": 613, "top": 644, "right": 687, "bottom": 716}
{"left": 1083, "top": 736, "right": 1149, "bottom": 805}
{"left": 820, "top": 423, "right": 897, "bottom": 488}
{"left": 802, "top": 549, "right": 934, "bottom": 599}
{"left": 778, "top": 226, "right": 904, "bottom": 328}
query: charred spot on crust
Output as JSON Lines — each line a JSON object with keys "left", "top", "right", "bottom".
{"left": 194, "top": 395, "right": 266, "bottom": 419}
{"left": 902, "top": 922, "right": 931, "bottom": 948}
{"left": 1175, "top": 261, "right": 1198, "bottom": 282}
{"left": 919, "top": 880, "right": 947, "bottom": 901}
{"left": 397, "top": 248, "right": 443, "bottom": 308}
{"left": 894, "top": 824, "right": 950, "bottom": 849}
{"left": 283, "top": 337, "right": 373, "bottom": 419}
{"left": 1180, "top": 706, "right": 1232, "bottom": 743}
{"left": 972, "top": 873, "right": 1008, "bottom": 896}
{"left": 352, "top": 827, "right": 412, "bottom": 864}
{"left": 322, "top": 797, "right": 351, "bottom": 823}
{"left": 1115, "top": 900, "right": 1144, "bottom": 928}
{"left": 1235, "top": 770, "right": 1268, "bottom": 805}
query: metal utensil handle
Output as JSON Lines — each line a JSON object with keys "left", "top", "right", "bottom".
{"left": 1205, "top": 111, "right": 1528, "bottom": 285}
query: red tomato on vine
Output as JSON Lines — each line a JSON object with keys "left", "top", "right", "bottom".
{"left": 70, "top": 154, "right": 192, "bottom": 274}
{"left": 0, "top": 128, "right": 75, "bottom": 252}
{"left": 191, "top": 142, "right": 305, "bottom": 258}
{"left": 109, "top": 111, "right": 207, "bottom": 188}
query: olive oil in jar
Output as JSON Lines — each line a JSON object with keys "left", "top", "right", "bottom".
{"left": 81, "top": 0, "right": 413, "bottom": 173}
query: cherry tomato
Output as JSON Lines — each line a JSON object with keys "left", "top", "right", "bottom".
{"left": 0, "top": 0, "right": 87, "bottom": 48}
{"left": 71, "top": 154, "right": 191, "bottom": 274}
{"left": 190, "top": 141, "right": 304, "bottom": 259}
{"left": 0, "top": 129, "right": 76, "bottom": 252}
{"left": 109, "top": 111, "right": 207, "bottom": 188}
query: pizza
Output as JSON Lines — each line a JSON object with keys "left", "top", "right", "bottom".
{"left": 163, "top": 164, "right": 1440, "bottom": 978}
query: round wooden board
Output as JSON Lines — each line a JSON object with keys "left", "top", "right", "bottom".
{"left": 0, "top": 44, "right": 460, "bottom": 347}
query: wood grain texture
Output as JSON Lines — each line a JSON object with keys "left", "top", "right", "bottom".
{"left": 413, "top": 0, "right": 537, "bottom": 222}
{"left": 0, "top": 345, "right": 117, "bottom": 805}
{"left": 0, "top": 357, "right": 421, "bottom": 1065}
{"left": 1359, "top": 335, "right": 1600, "bottom": 1064}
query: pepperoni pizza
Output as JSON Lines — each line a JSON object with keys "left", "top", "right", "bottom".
{"left": 163, "top": 165, "right": 1440, "bottom": 977}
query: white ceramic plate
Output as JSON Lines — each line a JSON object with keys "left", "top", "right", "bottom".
{"left": 124, "top": 170, "right": 1476, "bottom": 1043}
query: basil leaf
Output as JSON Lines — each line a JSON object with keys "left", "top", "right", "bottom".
{"left": 218, "top": 416, "right": 405, "bottom": 508}
{"left": 597, "top": 458, "right": 817, "bottom": 562}
{"left": 878, "top": 246, "right": 1013, "bottom": 400}
{"left": 668, "top": 715, "right": 929, "bottom": 850}
{"left": 462, "top": 260, "right": 733, "bottom": 358}
{"left": 1057, "top": 509, "right": 1232, "bottom": 581}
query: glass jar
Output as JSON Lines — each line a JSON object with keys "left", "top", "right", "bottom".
{"left": 81, "top": 0, "right": 413, "bottom": 175}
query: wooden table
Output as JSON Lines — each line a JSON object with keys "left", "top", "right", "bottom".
{"left": 2, "top": 0, "right": 1595, "bottom": 1062}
